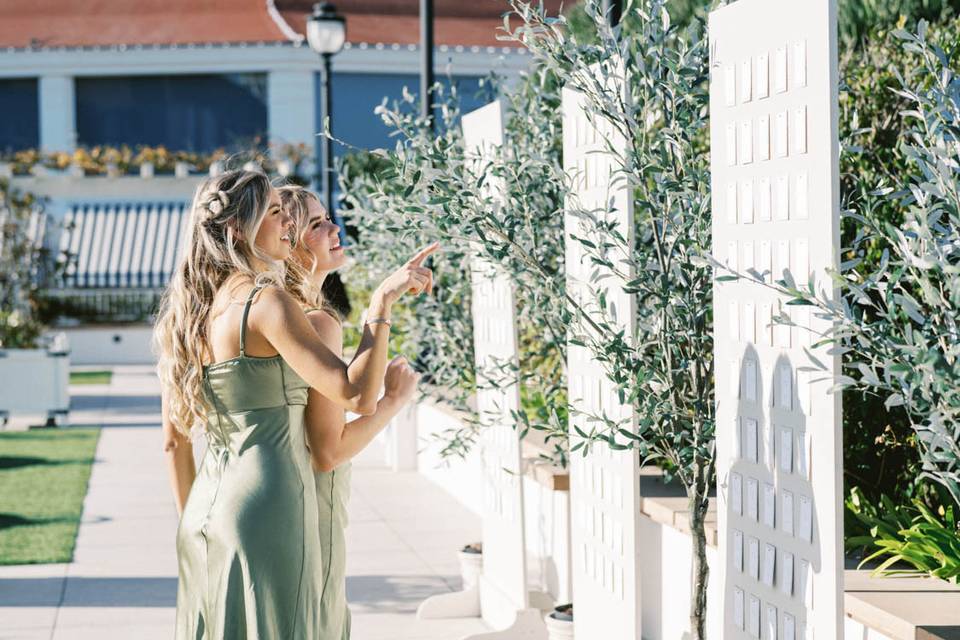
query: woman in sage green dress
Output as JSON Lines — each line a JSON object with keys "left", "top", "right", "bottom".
{"left": 156, "top": 170, "right": 437, "bottom": 639}
{"left": 279, "top": 185, "right": 421, "bottom": 639}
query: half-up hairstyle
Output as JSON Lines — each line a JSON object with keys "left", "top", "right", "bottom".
{"left": 154, "top": 169, "right": 282, "bottom": 437}
{"left": 277, "top": 185, "right": 342, "bottom": 326}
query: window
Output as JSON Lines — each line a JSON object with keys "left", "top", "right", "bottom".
{"left": 76, "top": 74, "right": 268, "bottom": 152}
{"left": 0, "top": 79, "right": 39, "bottom": 153}
{"left": 324, "top": 72, "right": 492, "bottom": 155}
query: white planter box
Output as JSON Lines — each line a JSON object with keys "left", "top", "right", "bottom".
{"left": 0, "top": 348, "right": 70, "bottom": 426}
{"left": 46, "top": 325, "right": 154, "bottom": 365}
{"left": 412, "top": 397, "right": 572, "bottom": 603}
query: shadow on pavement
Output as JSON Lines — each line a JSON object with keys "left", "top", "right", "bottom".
{"left": 0, "top": 577, "right": 177, "bottom": 607}
{"left": 0, "top": 513, "right": 91, "bottom": 531}
{"left": 346, "top": 574, "right": 460, "bottom": 613}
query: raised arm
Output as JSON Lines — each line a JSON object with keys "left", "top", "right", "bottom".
{"left": 161, "top": 387, "right": 196, "bottom": 517}
{"left": 303, "top": 309, "right": 417, "bottom": 472}
{"left": 252, "top": 241, "right": 438, "bottom": 416}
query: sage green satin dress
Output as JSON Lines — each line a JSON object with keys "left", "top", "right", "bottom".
{"left": 305, "top": 307, "right": 353, "bottom": 639}
{"left": 315, "top": 463, "right": 352, "bottom": 638}
{"left": 175, "top": 284, "right": 324, "bottom": 639}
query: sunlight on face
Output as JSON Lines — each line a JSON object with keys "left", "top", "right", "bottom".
{"left": 254, "top": 188, "right": 294, "bottom": 262}
{"left": 292, "top": 197, "right": 347, "bottom": 274}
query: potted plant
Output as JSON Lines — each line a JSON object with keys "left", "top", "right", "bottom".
{"left": 0, "top": 180, "right": 69, "bottom": 428}
{"left": 173, "top": 150, "right": 196, "bottom": 178}
{"left": 11, "top": 149, "right": 40, "bottom": 176}
{"left": 458, "top": 542, "right": 483, "bottom": 590}
{"left": 135, "top": 146, "right": 157, "bottom": 178}
{"left": 544, "top": 603, "right": 573, "bottom": 640}
{"left": 274, "top": 142, "right": 313, "bottom": 185}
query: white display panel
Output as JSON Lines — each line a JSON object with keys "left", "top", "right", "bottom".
{"left": 462, "top": 100, "right": 532, "bottom": 626}
{"left": 562, "top": 73, "right": 642, "bottom": 639}
{"left": 709, "top": 1, "right": 843, "bottom": 639}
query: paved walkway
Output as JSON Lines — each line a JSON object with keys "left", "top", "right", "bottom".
{"left": 0, "top": 365, "right": 487, "bottom": 639}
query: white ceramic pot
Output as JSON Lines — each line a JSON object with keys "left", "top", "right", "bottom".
{"left": 209, "top": 160, "right": 224, "bottom": 177}
{"left": 139, "top": 162, "right": 155, "bottom": 178}
{"left": 174, "top": 161, "right": 191, "bottom": 178}
{"left": 458, "top": 545, "right": 483, "bottom": 591}
{"left": 544, "top": 605, "right": 573, "bottom": 640}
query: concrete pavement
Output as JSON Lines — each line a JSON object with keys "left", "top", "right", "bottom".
{"left": 0, "top": 365, "right": 488, "bottom": 639}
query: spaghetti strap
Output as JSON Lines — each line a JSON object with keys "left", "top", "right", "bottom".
{"left": 239, "top": 284, "right": 264, "bottom": 356}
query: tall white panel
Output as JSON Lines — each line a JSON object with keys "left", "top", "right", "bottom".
{"left": 462, "top": 100, "right": 532, "bottom": 627}
{"left": 709, "top": 1, "right": 842, "bottom": 638}
{"left": 562, "top": 74, "right": 642, "bottom": 639}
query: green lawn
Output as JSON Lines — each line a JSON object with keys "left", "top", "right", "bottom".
{"left": 69, "top": 370, "right": 112, "bottom": 385}
{"left": 0, "top": 428, "right": 101, "bottom": 564}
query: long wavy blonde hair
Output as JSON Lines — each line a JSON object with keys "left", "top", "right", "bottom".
{"left": 278, "top": 185, "right": 342, "bottom": 325}
{"left": 154, "top": 170, "right": 282, "bottom": 437}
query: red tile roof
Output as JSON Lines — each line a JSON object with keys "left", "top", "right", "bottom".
{"left": 0, "top": 0, "right": 291, "bottom": 49}
{"left": 278, "top": 0, "right": 567, "bottom": 47}
{"left": 0, "top": 0, "right": 568, "bottom": 49}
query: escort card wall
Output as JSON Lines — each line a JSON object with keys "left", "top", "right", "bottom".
{"left": 462, "top": 100, "right": 537, "bottom": 631}
{"left": 562, "top": 74, "right": 643, "bottom": 639}
{"left": 709, "top": 1, "right": 843, "bottom": 638}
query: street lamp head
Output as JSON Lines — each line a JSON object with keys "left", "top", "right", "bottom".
{"left": 306, "top": 2, "right": 346, "bottom": 55}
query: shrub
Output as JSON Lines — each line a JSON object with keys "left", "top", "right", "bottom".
{"left": 846, "top": 486, "right": 960, "bottom": 582}
{"left": 0, "top": 179, "right": 59, "bottom": 349}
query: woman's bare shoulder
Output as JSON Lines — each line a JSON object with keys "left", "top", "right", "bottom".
{"left": 305, "top": 308, "right": 343, "bottom": 342}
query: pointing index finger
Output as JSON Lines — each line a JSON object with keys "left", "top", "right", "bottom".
{"left": 408, "top": 241, "right": 440, "bottom": 267}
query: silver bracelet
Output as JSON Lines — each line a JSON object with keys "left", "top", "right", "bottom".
{"left": 365, "top": 317, "right": 392, "bottom": 327}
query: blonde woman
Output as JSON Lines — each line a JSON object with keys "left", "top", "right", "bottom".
{"left": 156, "top": 170, "right": 438, "bottom": 639}
{"left": 279, "top": 185, "right": 419, "bottom": 639}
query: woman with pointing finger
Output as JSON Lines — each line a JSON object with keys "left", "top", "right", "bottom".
{"left": 280, "top": 185, "right": 430, "bottom": 639}
{"left": 157, "top": 171, "right": 438, "bottom": 639}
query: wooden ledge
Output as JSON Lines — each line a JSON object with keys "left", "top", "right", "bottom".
{"left": 418, "top": 394, "right": 569, "bottom": 491}
{"left": 521, "top": 439, "right": 569, "bottom": 492}
{"left": 638, "top": 467, "right": 719, "bottom": 547}
{"left": 844, "top": 570, "right": 960, "bottom": 640}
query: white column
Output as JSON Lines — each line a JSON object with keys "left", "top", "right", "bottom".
{"left": 39, "top": 75, "right": 77, "bottom": 153}
{"left": 710, "top": 1, "right": 842, "bottom": 639}
{"left": 267, "top": 69, "right": 316, "bottom": 171}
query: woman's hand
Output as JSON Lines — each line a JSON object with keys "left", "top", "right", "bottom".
{"left": 375, "top": 241, "right": 440, "bottom": 305}
{"left": 383, "top": 355, "right": 420, "bottom": 404}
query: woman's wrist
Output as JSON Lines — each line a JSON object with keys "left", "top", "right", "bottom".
{"left": 368, "top": 290, "right": 393, "bottom": 322}
{"left": 380, "top": 392, "right": 408, "bottom": 413}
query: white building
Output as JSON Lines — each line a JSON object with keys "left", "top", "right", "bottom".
{"left": 0, "top": 0, "right": 561, "bottom": 363}
{"left": 0, "top": 0, "right": 550, "bottom": 159}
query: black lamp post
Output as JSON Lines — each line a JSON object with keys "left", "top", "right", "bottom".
{"left": 307, "top": 2, "right": 351, "bottom": 319}
{"left": 307, "top": 2, "right": 346, "bottom": 218}
{"left": 420, "top": 0, "right": 434, "bottom": 131}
